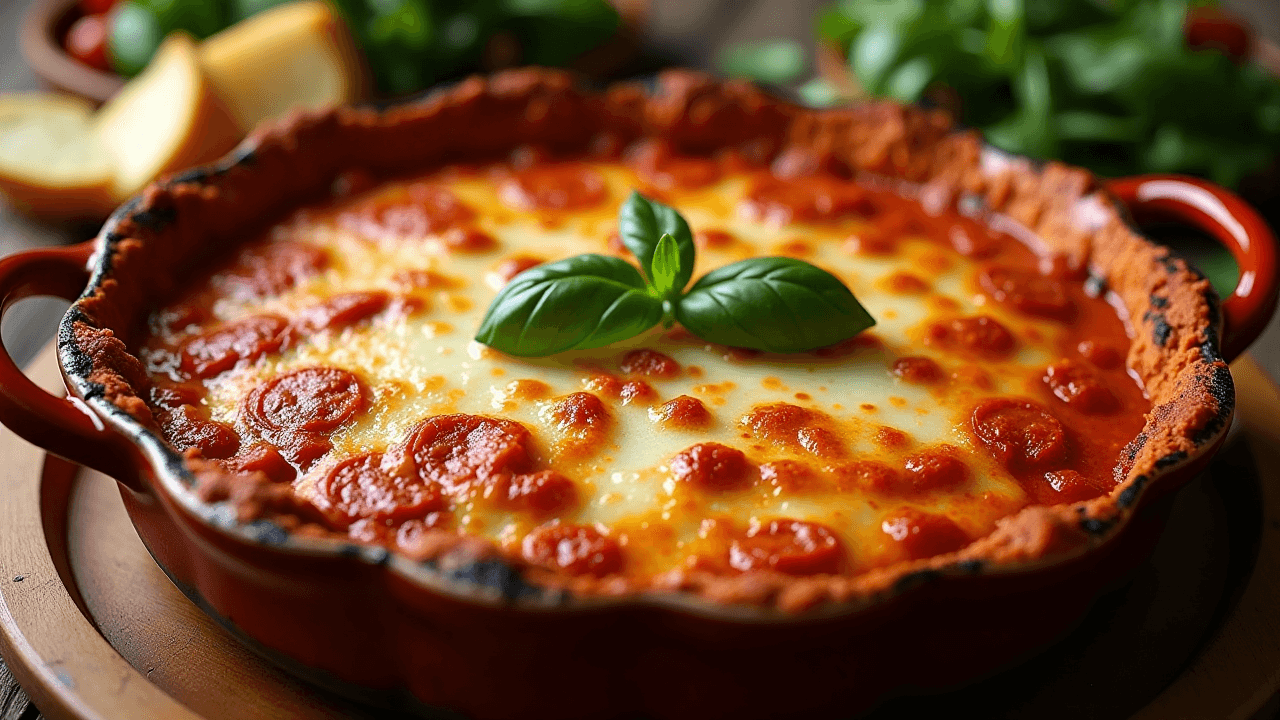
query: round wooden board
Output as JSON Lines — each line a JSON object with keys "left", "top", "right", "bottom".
{"left": 2, "top": 341, "right": 1279, "bottom": 720}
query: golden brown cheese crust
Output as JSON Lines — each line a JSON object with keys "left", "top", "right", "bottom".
{"left": 64, "top": 69, "right": 1230, "bottom": 612}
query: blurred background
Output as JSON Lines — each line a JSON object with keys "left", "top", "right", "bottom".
{"left": 0, "top": 0, "right": 1278, "bottom": 371}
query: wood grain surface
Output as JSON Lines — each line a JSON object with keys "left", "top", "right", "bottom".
{"left": 1, "top": 1, "right": 1279, "bottom": 717}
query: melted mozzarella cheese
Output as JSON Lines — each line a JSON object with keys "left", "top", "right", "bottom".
{"left": 188, "top": 163, "right": 1103, "bottom": 577}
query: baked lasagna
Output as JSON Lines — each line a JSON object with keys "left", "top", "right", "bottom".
{"left": 136, "top": 136, "right": 1152, "bottom": 605}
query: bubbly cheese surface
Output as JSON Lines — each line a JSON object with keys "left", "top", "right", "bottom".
{"left": 141, "top": 158, "right": 1149, "bottom": 582}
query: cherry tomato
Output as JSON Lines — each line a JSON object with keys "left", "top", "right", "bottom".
{"left": 80, "top": 0, "right": 118, "bottom": 15}
{"left": 65, "top": 14, "right": 111, "bottom": 72}
{"left": 1185, "top": 7, "right": 1252, "bottom": 61}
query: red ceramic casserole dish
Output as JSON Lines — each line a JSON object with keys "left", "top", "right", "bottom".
{"left": 0, "top": 70, "right": 1276, "bottom": 719}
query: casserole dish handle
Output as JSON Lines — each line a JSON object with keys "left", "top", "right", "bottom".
{"left": 1106, "top": 174, "right": 1279, "bottom": 362}
{"left": 0, "top": 241, "right": 146, "bottom": 489}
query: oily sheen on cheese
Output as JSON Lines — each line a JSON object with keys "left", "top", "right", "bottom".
{"left": 139, "top": 155, "right": 1150, "bottom": 583}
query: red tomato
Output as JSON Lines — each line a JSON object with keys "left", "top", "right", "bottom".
{"left": 65, "top": 14, "right": 111, "bottom": 72}
{"left": 1185, "top": 7, "right": 1252, "bottom": 61}
{"left": 79, "top": 0, "right": 118, "bottom": 15}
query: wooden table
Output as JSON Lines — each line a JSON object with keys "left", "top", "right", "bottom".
{"left": 2, "top": 1, "right": 1279, "bottom": 717}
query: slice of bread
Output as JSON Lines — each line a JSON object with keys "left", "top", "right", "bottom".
{"left": 0, "top": 93, "right": 116, "bottom": 219}
{"left": 95, "top": 33, "right": 244, "bottom": 201}
{"left": 199, "top": 1, "right": 366, "bottom": 131}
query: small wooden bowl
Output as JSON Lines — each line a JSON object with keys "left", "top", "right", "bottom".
{"left": 20, "top": 0, "right": 124, "bottom": 104}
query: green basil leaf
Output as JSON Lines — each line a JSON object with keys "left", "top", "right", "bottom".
{"left": 618, "top": 192, "right": 696, "bottom": 292}
{"left": 674, "top": 257, "right": 876, "bottom": 353}
{"left": 475, "top": 254, "right": 663, "bottom": 356}
{"left": 649, "top": 234, "right": 681, "bottom": 299}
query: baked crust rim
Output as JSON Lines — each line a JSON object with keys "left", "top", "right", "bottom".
{"left": 57, "top": 68, "right": 1233, "bottom": 614}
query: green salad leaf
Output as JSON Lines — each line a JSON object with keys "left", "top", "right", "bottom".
{"left": 816, "top": 0, "right": 1280, "bottom": 188}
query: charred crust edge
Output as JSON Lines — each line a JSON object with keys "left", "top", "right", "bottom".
{"left": 51, "top": 69, "right": 1238, "bottom": 614}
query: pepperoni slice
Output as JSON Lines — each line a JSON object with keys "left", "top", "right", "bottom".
{"left": 582, "top": 374, "right": 656, "bottom": 405}
{"left": 247, "top": 367, "right": 364, "bottom": 434}
{"left": 925, "top": 316, "right": 1016, "bottom": 360}
{"left": 885, "top": 272, "right": 930, "bottom": 294}
{"left": 503, "top": 379, "right": 553, "bottom": 402}
{"left": 842, "top": 230, "right": 896, "bottom": 256}
{"left": 159, "top": 405, "right": 240, "bottom": 459}
{"left": 491, "top": 255, "right": 542, "bottom": 285}
{"left": 978, "top": 265, "right": 1075, "bottom": 321}
{"left": 728, "top": 520, "right": 843, "bottom": 575}
{"left": 776, "top": 239, "right": 813, "bottom": 257}
{"left": 796, "top": 426, "right": 844, "bottom": 459}
{"left": 741, "top": 403, "right": 846, "bottom": 459}
{"left": 315, "top": 452, "right": 445, "bottom": 527}
{"left": 402, "top": 414, "right": 533, "bottom": 492}
{"left": 154, "top": 302, "right": 208, "bottom": 334}
{"left": 902, "top": 448, "right": 969, "bottom": 492}
{"left": 971, "top": 398, "right": 1068, "bottom": 470}
{"left": 502, "top": 470, "right": 577, "bottom": 516}
{"left": 759, "top": 460, "right": 817, "bottom": 492}
{"left": 499, "top": 164, "right": 608, "bottom": 211}
{"left": 829, "top": 460, "right": 902, "bottom": 493}
{"left": 179, "top": 315, "right": 288, "bottom": 379}
{"left": 695, "top": 229, "right": 736, "bottom": 249}
{"left": 296, "top": 292, "right": 389, "bottom": 333}
{"left": 150, "top": 382, "right": 202, "bottom": 409}
{"left": 522, "top": 523, "right": 623, "bottom": 576}
{"left": 891, "top": 356, "right": 944, "bottom": 384}
{"left": 651, "top": 396, "right": 712, "bottom": 429}
{"left": 392, "top": 268, "right": 461, "bottom": 290}
{"left": 881, "top": 509, "right": 971, "bottom": 560}
{"left": 244, "top": 367, "right": 364, "bottom": 467}
{"left": 546, "top": 393, "right": 612, "bottom": 458}
{"left": 620, "top": 349, "right": 681, "bottom": 379}
{"left": 229, "top": 442, "right": 296, "bottom": 483}
{"left": 1043, "top": 361, "right": 1118, "bottom": 414}
{"left": 741, "top": 176, "right": 873, "bottom": 225}
{"left": 348, "top": 183, "right": 476, "bottom": 238}
{"left": 442, "top": 227, "right": 498, "bottom": 254}
{"left": 214, "top": 241, "right": 329, "bottom": 299}
{"left": 629, "top": 139, "right": 722, "bottom": 190}
{"left": 549, "top": 392, "right": 609, "bottom": 432}
{"left": 1042, "top": 469, "right": 1109, "bottom": 503}
{"left": 741, "top": 403, "right": 816, "bottom": 441}
{"left": 875, "top": 426, "right": 909, "bottom": 450}
{"left": 670, "top": 443, "right": 751, "bottom": 491}
{"left": 620, "top": 381, "right": 657, "bottom": 404}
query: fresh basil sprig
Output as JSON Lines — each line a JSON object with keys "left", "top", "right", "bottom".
{"left": 475, "top": 191, "right": 875, "bottom": 357}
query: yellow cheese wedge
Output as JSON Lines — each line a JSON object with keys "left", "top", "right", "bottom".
{"left": 95, "top": 33, "right": 244, "bottom": 202}
{"left": 0, "top": 93, "right": 116, "bottom": 220}
{"left": 198, "top": 1, "right": 366, "bottom": 131}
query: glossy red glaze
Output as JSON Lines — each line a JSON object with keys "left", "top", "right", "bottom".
{"left": 0, "top": 242, "right": 143, "bottom": 487}
{"left": 1104, "top": 175, "right": 1279, "bottom": 361}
